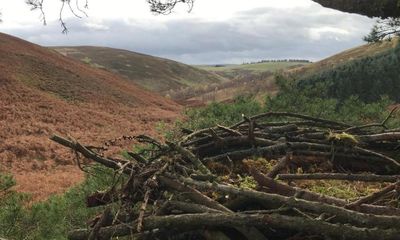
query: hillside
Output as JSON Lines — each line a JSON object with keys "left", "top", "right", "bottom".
{"left": 0, "top": 33, "right": 181, "bottom": 201}
{"left": 197, "top": 61, "right": 309, "bottom": 74}
{"left": 180, "top": 61, "right": 309, "bottom": 105}
{"left": 289, "top": 39, "right": 399, "bottom": 77}
{"left": 290, "top": 39, "right": 400, "bottom": 103}
{"left": 53, "top": 46, "right": 227, "bottom": 94}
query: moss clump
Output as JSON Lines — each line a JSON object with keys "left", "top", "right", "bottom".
{"left": 243, "top": 158, "right": 277, "bottom": 174}
{"left": 298, "top": 180, "right": 385, "bottom": 200}
{"left": 328, "top": 132, "right": 359, "bottom": 145}
{"left": 237, "top": 175, "right": 257, "bottom": 190}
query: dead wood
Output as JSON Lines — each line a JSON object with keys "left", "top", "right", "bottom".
{"left": 68, "top": 212, "right": 400, "bottom": 240}
{"left": 277, "top": 173, "right": 400, "bottom": 182}
{"left": 88, "top": 207, "right": 113, "bottom": 240}
{"left": 266, "top": 152, "right": 292, "bottom": 178}
{"left": 180, "top": 176, "right": 400, "bottom": 229}
{"left": 50, "top": 111, "right": 400, "bottom": 240}
{"left": 251, "top": 168, "right": 400, "bottom": 216}
{"left": 346, "top": 181, "right": 400, "bottom": 209}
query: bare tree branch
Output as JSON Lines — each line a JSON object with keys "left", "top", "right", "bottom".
{"left": 23, "top": 0, "right": 194, "bottom": 33}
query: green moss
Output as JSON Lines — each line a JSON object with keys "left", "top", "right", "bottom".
{"left": 237, "top": 175, "right": 257, "bottom": 190}
{"left": 327, "top": 132, "right": 359, "bottom": 145}
{"left": 303, "top": 180, "right": 383, "bottom": 200}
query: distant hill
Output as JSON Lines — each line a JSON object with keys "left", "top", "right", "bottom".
{"left": 183, "top": 61, "right": 310, "bottom": 105}
{"left": 290, "top": 39, "right": 400, "bottom": 103}
{"left": 288, "top": 39, "right": 399, "bottom": 77}
{"left": 189, "top": 40, "right": 399, "bottom": 105}
{"left": 53, "top": 46, "right": 227, "bottom": 94}
{"left": 0, "top": 33, "right": 181, "bottom": 201}
{"left": 197, "top": 61, "right": 309, "bottom": 75}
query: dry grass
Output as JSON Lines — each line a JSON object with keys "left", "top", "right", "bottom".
{"left": 0, "top": 33, "right": 182, "bottom": 201}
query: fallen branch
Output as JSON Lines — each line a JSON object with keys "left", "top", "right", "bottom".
{"left": 346, "top": 181, "right": 400, "bottom": 209}
{"left": 277, "top": 173, "right": 400, "bottom": 182}
{"left": 250, "top": 168, "right": 400, "bottom": 216}
{"left": 68, "top": 213, "right": 400, "bottom": 240}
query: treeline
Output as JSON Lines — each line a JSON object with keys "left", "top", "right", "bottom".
{"left": 296, "top": 43, "right": 400, "bottom": 103}
{"left": 244, "top": 59, "right": 311, "bottom": 65}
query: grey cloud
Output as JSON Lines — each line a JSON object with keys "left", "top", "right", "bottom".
{"left": 0, "top": 3, "right": 376, "bottom": 64}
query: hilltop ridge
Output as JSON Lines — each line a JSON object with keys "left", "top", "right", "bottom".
{"left": 53, "top": 46, "right": 228, "bottom": 94}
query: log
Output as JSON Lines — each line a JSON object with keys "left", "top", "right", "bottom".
{"left": 50, "top": 135, "right": 134, "bottom": 173}
{"left": 88, "top": 207, "right": 113, "bottom": 240}
{"left": 166, "top": 142, "right": 211, "bottom": 175}
{"left": 164, "top": 201, "right": 223, "bottom": 214}
{"left": 266, "top": 153, "right": 292, "bottom": 178}
{"left": 250, "top": 169, "right": 400, "bottom": 216}
{"left": 68, "top": 213, "right": 400, "bottom": 240}
{"left": 277, "top": 173, "right": 400, "bottom": 182}
{"left": 159, "top": 176, "right": 268, "bottom": 240}
{"left": 51, "top": 110, "right": 400, "bottom": 240}
{"left": 346, "top": 181, "right": 400, "bottom": 209}
{"left": 179, "top": 176, "right": 400, "bottom": 229}
{"left": 230, "top": 111, "right": 351, "bottom": 129}
{"left": 358, "top": 132, "right": 400, "bottom": 143}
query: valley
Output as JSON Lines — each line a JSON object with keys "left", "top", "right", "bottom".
{"left": 1, "top": 16, "right": 400, "bottom": 240}
{"left": 1, "top": 30, "right": 398, "bottom": 202}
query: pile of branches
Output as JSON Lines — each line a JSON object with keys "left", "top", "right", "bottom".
{"left": 52, "top": 110, "right": 400, "bottom": 240}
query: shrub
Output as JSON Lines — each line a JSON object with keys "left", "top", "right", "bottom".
{"left": 182, "top": 95, "right": 263, "bottom": 130}
{"left": 0, "top": 166, "right": 114, "bottom": 240}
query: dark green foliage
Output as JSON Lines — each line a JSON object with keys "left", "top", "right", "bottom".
{"left": 183, "top": 95, "right": 263, "bottom": 130}
{"left": 0, "top": 166, "right": 114, "bottom": 240}
{"left": 364, "top": 18, "right": 400, "bottom": 43}
{"left": 268, "top": 74, "right": 396, "bottom": 125}
{"left": 296, "top": 43, "right": 400, "bottom": 103}
{"left": 0, "top": 173, "right": 16, "bottom": 192}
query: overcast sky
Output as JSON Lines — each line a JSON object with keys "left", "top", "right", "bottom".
{"left": 0, "top": 0, "right": 376, "bottom": 64}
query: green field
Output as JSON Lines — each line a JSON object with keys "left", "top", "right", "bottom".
{"left": 196, "top": 61, "right": 310, "bottom": 73}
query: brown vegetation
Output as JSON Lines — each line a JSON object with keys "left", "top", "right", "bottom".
{"left": 0, "top": 33, "right": 181, "bottom": 201}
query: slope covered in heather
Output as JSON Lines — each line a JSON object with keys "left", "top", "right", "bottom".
{"left": 0, "top": 33, "right": 181, "bottom": 201}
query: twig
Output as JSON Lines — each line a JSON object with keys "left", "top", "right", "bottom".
{"left": 345, "top": 107, "right": 398, "bottom": 133}
{"left": 137, "top": 189, "right": 151, "bottom": 232}
{"left": 266, "top": 152, "right": 292, "bottom": 178}
{"left": 217, "top": 124, "right": 243, "bottom": 136}
{"left": 346, "top": 181, "right": 400, "bottom": 209}
{"left": 166, "top": 142, "right": 211, "bottom": 175}
{"left": 88, "top": 207, "right": 113, "bottom": 240}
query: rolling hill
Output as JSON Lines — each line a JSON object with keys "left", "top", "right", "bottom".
{"left": 289, "top": 38, "right": 400, "bottom": 103}
{"left": 53, "top": 46, "right": 227, "bottom": 94}
{"left": 182, "top": 61, "right": 310, "bottom": 105}
{"left": 186, "top": 40, "right": 399, "bottom": 105}
{"left": 0, "top": 33, "right": 181, "bottom": 201}
{"left": 288, "top": 39, "right": 399, "bottom": 77}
